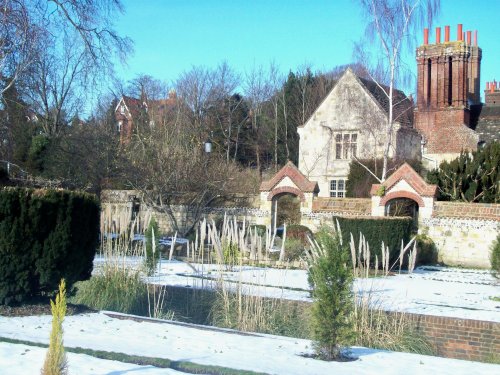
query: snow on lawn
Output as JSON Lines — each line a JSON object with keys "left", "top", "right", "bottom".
{"left": 0, "top": 312, "right": 498, "bottom": 375}
{"left": 0, "top": 342, "right": 182, "bottom": 375}
{"left": 95, "top": 256, "right": 500, "bottom": 323}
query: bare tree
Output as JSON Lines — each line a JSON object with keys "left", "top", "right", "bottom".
{"left": 354, "top": 0, "right": 439, "bottom": 181}
{"left": 267, "top": 62, "right": 283, "bottom": 170}
{"left": 175, "top": 66, "right": 216, "bottom": 137}
{"left": 0, "top": 0, "right": 131, "bottom": 103}
{"left": 209, "top": 62, "right": 244, "bottom": 162}
{"left": 0, "top": 1, "right": 40, "bottom": 97}
{"left": 125, "top": 118, "right": 253, "bottom": 236}
{"left": 25, "top": 33, "right": 86, "bottom": 136}
{"left": 243, "top": 65, "right": 272, "bottom": 171}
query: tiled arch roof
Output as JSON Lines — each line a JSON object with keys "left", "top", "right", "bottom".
{"left": 260, "top": 161, "right": 318, "bottom": 193}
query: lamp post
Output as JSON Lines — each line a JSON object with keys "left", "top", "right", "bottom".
{"left": 204, "top": 139, "right": 212, "bottom": 154}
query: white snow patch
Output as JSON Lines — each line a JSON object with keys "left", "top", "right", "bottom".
{"left": 0, "top": 313, "right": 498, "bottom": 375}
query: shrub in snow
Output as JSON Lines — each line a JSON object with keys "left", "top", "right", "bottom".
{"left": 306, "top": 228, "right": 354, "bottom": 360}
{"left": 0, "top": 187, "right": 99, "bottom": 304}
{"left": 144, "top": 217, "right": 160, "bottom": 276}
{"left": 42, "top": 279, "right": 68, "bottom": 375}
{"left": 491, "top": 234, "right": 500, "bottom": 278}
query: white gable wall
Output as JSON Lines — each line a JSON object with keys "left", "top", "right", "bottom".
{"left": 297, "top": 69, "right": 416, "bottom": 197}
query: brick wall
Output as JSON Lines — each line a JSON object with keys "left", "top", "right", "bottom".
{"left": 405, "top": 313, "right": 499, "bottom": 362}
{"left": 433, "top": 201, "right": 500, "bottom": 221}
{"left": 311, "top": 197, "right": 372, "bottom": 214}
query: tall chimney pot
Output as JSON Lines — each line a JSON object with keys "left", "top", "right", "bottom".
{"left": 457, "top": 24, "right": 463, "bottom": 41}
{"left": 466, "top": 31, "right": 471, "bottom": 45}
{"left": 474, "top": 30, "right": 478, "bottom": 46}
{"left": 436, "top": 27, "right": 441, "bottom": 44}
{"left": 445, "top": 25, "right": 450, "bottom": 42}
{"left": 423, "top": 28, "right": 429, "bottom": 45}
{"left": 486, "top": 82, "right": 490, "bottom": 90}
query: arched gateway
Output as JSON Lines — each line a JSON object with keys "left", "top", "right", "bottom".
{"left": 259, "top": 161, "right": 319, "bottom": 229}
{"left": 370, "top": 163, "right": 438, "bottom": 219}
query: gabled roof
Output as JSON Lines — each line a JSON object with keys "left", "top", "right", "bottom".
{"left": 370, "top": 162, "right": 437, "bottom": 197}
{"left": 299, "top": 68, "right": 414, "bottom": 128}
{"left": 357, "top": 76, "right": 414, "bottom": 128}
{"left": 260, "top": 161, "right": 318, "bottom": 193}
{"left": 115, "top": 95, "right": 143, "bottom": 118}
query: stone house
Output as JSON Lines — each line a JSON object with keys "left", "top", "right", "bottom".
{"left": 297, "top": 68, "right": 421, "bottom": 198}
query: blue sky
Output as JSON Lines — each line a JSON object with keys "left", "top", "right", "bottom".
{"left": 114, "top": 0, "right": 499, "bottom": 100}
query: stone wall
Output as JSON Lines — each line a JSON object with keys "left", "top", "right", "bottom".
{"left": 419, "top": 201, "right": 500, "bottom": 268}
{"left": 406, "top": 313, "right": 499, "bottom": 362}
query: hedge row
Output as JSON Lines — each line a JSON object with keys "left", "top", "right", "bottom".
{"left": 0, "top": 187, "right": 100, "bottom": 304}
{"left": 333, "top": 216, "right": 413, "bottom": 264}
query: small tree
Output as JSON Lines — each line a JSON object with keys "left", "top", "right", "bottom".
{"left": 306, "top": 228, "right": 354, "bottom": 360}
{"left": 144, "top": 217, "right": 160, "bottom": 276}
{"left": 354, "top": 0, "right": 440, "bottom": 182}
{"left": 491, "top": 234, "right": 500, "bottom": 279}
{"left": 41, "top": 279, "right": 68, "bottom": 375}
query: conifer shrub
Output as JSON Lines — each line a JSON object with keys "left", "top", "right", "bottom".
{"left": 41, "top": 279, "right": 68, "bottom": 375}
{"left": 144, "top": 217, "right": 160, "bottom": 275}
{"left": 426, "top": 142, "right": 499, "bottom": 203}
{"left": 0, "top": 187, "right": 99, "bottom": 304}
{"left": 283, "top": 238, "right": 305, "bottom": 261}
{"left": 333, "top": 215, "right": 413, "bottom": 265}
{"left": 491, "top": 234, "right": 500, "bottom": 279}
{"left": 306, "top": 228, "right": 354, "bottom": 360}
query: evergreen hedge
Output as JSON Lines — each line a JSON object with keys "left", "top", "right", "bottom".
{"left": 0, "top": 187, "right": 100, "bottom": 304}
{"left": 333, "top": 216, "right": 413, "bottom": 264}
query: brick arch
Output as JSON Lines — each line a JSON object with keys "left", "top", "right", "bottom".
{"left": 267, "top": 186, "right": 305, "bottom": 202}
{"left": 380, "top": 191, "right": 425, "bottom": 208}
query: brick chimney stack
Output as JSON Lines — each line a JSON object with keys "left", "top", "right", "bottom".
{"left": 415, "top": 23, "right": 482, "bottom": 155}
{"left": 485, "top": 80, "right": 500, "bottom": 105}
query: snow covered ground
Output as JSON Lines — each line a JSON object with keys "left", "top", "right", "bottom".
{"left": 0, "top": 342, "right": 182, "bottom": 375}
{"left": 0, "top": 312, "right": 498, "bottom": 375}
{"left": 94, "top": 256, "right": 500, "bottom": 323}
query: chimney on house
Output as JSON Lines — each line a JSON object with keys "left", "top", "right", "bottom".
{"left": 474, "top": 30, "right": 478, "bottom": 46}
{"left": 436, "top": 27, "right": 441, "bottom": 44}
{"left": 466, "top": 30, "right": 471, "bottom": 45}
{"left": 485, "top": 80, "right": 500, "bottom": 106}
{"left": 457, "top": 24, "right": 463, "bottom": 41}
{"left": 424, "top": 28, "right": 429, "bottom": 45}
{"left": 445, "top": 25, "right": 450, "bottom": 42}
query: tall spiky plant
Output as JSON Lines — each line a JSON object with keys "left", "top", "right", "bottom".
{"left": 41, "top": 279, "right": 68, "bottom": 375}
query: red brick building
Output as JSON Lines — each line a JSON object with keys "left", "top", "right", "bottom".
{"left": 115, "top": 90, "right": 177, "bottom": 144}
{"left": 415, "top": 24, "right": 499, "bottom": 166}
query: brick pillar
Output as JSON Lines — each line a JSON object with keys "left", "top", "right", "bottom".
{"left": 416, "top": 57, "right": 426, "bottom": 109}
{"left": 467, "top": 46, "right": 482, "bottom": 104}
{"left": 430, "top": 57, "right": 438, "bottom": 108}
{"left": 436, "top": 56, "right": 445, "bottom": 108}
